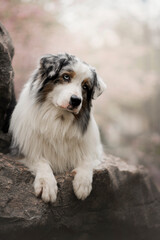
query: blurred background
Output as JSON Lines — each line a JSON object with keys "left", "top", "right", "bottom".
{"left": 1, "top": 0, "right": 160, "bottom": 187}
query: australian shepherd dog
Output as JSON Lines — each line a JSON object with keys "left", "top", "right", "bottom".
{"left": 10, "top": 53, "right": 106, "bottom": 202}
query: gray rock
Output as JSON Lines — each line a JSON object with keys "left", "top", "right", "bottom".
{"left": 0, "top": 22, "right": 14, "bottom": 60}
{"left": 0, "top": 23, "right": 16, "bottom": 152}
{"left": 0, "top": 153, "right": 159, "bottom": 240}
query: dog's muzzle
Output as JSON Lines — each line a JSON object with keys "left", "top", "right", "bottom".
{"left": 69, "top": 95, "right": 81, "bottom": 108}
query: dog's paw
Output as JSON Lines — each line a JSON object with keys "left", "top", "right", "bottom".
{"left": 34, "top": 175, "right": 58, "bottom": 203}
{"left": 72, "top": 170, "right": 92, "bottom": 200}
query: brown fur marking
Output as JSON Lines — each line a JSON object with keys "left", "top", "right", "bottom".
{"left": 38, "top": 82, "right": 54, "bottom": 102}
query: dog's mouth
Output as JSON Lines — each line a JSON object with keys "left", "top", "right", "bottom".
{"left": 58, "top": 104, "right": 80, "bottom": 115}
{"left": 67, "top": 105, "right": 80, "bottom": 114}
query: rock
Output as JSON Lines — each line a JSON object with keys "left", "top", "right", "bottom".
{"left": 0, "top": 23, "right": 16, "bottom": 152}
{"left": 0, "top": 22, "right": 14, "bottom": 60}
{"left": 0, "top": 153, "right": 160, "bottom": 240}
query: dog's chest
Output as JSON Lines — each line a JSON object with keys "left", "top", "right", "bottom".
{"left": 40, "top": 113, "right": 84, "bottom": 172}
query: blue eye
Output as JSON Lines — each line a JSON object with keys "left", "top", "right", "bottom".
{"left": 63, "top": 74, "right": 70, "bottom": 81}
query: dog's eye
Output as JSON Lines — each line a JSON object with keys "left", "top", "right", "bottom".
{"left": 63, "top": 74, "right": 70, "bottom": 81}
{"left": 82, "top": 84, "right": 88, "bottom": 90}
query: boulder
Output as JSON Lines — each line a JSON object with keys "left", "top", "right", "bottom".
{"left": 0, "top": 153, "right": 160, "bottom": 240}
{"left": 0, "top": 23, "right": 16, "bottom": 153}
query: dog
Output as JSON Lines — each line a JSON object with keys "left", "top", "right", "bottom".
{"left": 10, "top": 53, "right": 106, "bottom": 202}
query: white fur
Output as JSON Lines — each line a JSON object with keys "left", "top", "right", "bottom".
{"left": 10, "top": 58, "right": 105, "bottom": 202}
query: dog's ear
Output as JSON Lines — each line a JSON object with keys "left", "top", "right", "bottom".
{"left": 92, "top": 72, "right": 106, "bottom": 100}
{"left": 39, "top": 54, "right": 66, "bottom": 77}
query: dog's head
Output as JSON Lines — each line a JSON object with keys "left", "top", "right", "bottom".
{"left": 32, "top": 53, "right": 106, "bottom": 115}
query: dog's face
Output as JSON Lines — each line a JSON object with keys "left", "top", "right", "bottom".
{"left": 31, "top": 53, "right": 106, "bottom": 132}
{"left": 32, "top": 53, "right": 106, "bottom": 113}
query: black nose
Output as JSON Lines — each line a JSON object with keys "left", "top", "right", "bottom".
{"left": 70, "top": 95, "right": 81, "bottom": 107}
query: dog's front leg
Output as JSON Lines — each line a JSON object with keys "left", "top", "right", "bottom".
{"left": 72, "top": 161, "right": 93, "bottom": 200}
{"left": 33, "top": 161, "right": 58, "bottom": 203}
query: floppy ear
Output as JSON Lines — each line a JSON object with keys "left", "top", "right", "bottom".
{"left": 92, "top": 74, "right": 106, "bottom": 100}
{"left": 40, "top": 54, "right": 55, "bottom": 68}
{"left": 36, "top": 54, "right": 68, "bottom": 93}
{"left": 39, "top": 54, "right": 64, "bottom": 77}
{"left": 39, "top": 53, "right": 71, "bottom": 78}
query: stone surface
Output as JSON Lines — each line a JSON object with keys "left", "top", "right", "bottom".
{"left": 0, "top": 22, "right": 14, "bottom": 60}
{"left": 0, "top": 153, "right": 160, "bottom": 240}
{"left": 0, "top": 22, "right": 16, "bottom": 152}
